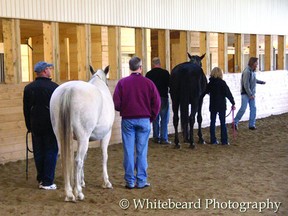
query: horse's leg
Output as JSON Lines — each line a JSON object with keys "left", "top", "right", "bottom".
{"left": 172, "top": 101, "right": 180, "bottom": 148}
{"left": 189, "top": 108, "right": 197, "bottom": 149}
{"left": 197, "top": 98, "right": 205, "bottom": 144}
{"left": 74, "top": 137, "right": 89, "bottom": 201}
{"left": 180, "top": 102, "right": 189, "bottom": 143}
{"left": 101, "top": 131, "right": 113, "bottom": 189}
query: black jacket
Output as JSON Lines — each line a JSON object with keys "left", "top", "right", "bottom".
{"left": 202, "top": 77, "right": 235, "bottom": 112}
{"left": 146, "top": 67, "right": 170, "bottom": 98}
{"left": 23, "top": 77, "right": 58, "bottom": 136}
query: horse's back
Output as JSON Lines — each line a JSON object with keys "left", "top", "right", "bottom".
{"left": 50, "top": 80, "right": 114, "bottom": 141}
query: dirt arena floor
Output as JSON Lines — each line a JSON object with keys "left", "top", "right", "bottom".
{"left": 0, "top": 113, "right": 287, "bottom": 216}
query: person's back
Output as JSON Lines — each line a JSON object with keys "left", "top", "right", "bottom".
{"left": 113, "top": 56, "right": 160, "bottom": 189}
{"left": 23, "top": 61, "right": 59, "bottom": 190}
{"left": 24, "top": 77, "right": 58, "bottom": 135}
{"left": 146, "top": 67, "right": 170, "bottom": 98}
{"left": 145, "top": 57, "right": 171, "bottom": 144}
{"left": 114, "top": 73, "right": 159, "bottom": 120}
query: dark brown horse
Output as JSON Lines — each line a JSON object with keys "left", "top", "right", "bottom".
{"left": 170, "top": 53, "right": 207, "bottom": 149}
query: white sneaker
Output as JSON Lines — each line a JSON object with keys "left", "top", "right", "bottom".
{"left": 39, "top": 183, "right": 57, "bottom": 190}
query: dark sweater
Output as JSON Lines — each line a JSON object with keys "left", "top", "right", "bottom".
{"left": 146, "top": 67, "right": 170, "bottom": 98}
{"left": 203, "top": 77, "right": 235, "bottom": 112}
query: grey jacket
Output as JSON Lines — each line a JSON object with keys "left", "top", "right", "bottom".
{"left": 241, "top": 66, "right": 265, "bottom": 97}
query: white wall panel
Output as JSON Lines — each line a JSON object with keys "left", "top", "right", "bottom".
{"left": 0, "top": 0, "right": 288, "bottom": 35}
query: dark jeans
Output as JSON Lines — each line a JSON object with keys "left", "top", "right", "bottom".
{"left": 210, "top": 110, "right": 228, "bottom": 144}
{"left": 32, "top": 133, "right": 58, "bottom": 186}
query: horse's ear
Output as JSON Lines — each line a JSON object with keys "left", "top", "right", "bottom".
{"left": 104, "top": 65, "right": 110, "bottom": 75}
{"left": 200, "top": 53, "right": 206, "bottom": 60}
{"left": 187, "top": 52, "right": 192, "bottom": 60}
{"left": 89, "top": 65, "right": 95, "bottom": 75}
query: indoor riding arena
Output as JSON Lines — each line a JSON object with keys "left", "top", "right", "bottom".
{"left": 0, "top": 0, "right": 287, "bottom": 215}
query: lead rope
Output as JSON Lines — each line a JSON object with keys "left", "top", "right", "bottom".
{"left": 232, "top": 109, "right": 236, "bottom": 140}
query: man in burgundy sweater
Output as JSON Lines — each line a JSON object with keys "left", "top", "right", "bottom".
{"left": 113, "top": 56, "right": 160, "bottom": 189}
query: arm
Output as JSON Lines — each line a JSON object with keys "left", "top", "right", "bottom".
{"left": 113, "top": 82, "right": 122, "bottom": 112}
{"left": 23, "top": 89, "right": 31, "bottom": 132}
{"left": 256, "top": 79, "right": 266, "bottom": 84}
{"left": 150, "top": 84, "right": 161, "bottom": 122}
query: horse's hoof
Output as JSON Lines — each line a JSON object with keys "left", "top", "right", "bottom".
{"left": 102, "top": 181, "right": 113, "bottom": 189}
{"left": 77, "top": 193, "right": 85, "bottom": 201}
{"left": 65, "top": 195, "right": 76, "bottom": 202}
{"left": 174, "top": 144, "right": 181, "bottom": 149}
{"left": 189, "top": 144, "right": 196, "bottom": 149}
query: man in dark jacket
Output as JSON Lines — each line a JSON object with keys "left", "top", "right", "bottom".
{"left": 146, "top": 57, "right": 171, "bottom": 144}
{"left": 23, "top": 61, "right": 59, "bottom": 190}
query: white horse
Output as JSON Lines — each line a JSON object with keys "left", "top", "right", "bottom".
{"left": 50, "top": 65, "right": 115, "bottom": 202}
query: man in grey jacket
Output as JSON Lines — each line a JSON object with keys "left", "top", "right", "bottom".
{"left": 233, "top": 57, "right": 266, "bottom": 130}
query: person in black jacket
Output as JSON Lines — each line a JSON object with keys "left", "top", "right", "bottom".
{"left": 23, "top": 61, "right": 59, "bottom": 190}
{"left": 202, "top": 67, "right": 235, "bottom": 145}
{"left": 146, "top": 57, "right": 171, "bottom": 145}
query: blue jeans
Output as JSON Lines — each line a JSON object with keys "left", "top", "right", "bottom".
{"left": 32, "top": 133, "right": 58, "bottom": 186}
{"left": 152, "top": 97, "right": 169, "bottom": 142}
{"left": 234, "top": 94, "right": 256, "bottom": 127}
{"left": 210, "top": 111, "right": 228, "bottom": 144}
{"left": 121, "top": 118, "right": 151, "bottom": 188}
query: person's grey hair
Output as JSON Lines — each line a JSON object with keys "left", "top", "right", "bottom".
{"left": 129, "top": 56, "right": 142, "bottom": 71}
{"left": 152, "top": 57, "right": 161, "bottom": 66}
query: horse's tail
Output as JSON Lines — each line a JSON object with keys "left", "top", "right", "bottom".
{"left": 59, "top": 90, "right": 74, "bottom": 188}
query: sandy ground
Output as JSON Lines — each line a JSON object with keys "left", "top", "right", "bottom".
{"left": 0, "top": 113, "right": 287, "bottom": 216}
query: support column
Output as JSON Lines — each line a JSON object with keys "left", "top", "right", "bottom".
{"left": 135, "top": 28, "right": 148, "bottom": 73}
{"left": 250, "top": 34, "right": 259, "bottom": 59}
{"left": 3, "top": 19, "right": 21, "bottom": 84}
{"left": 234, "top": 34, "right": 244, "bottom": 72}
{"left": 158, "top": 30, "right": 166, "bottom": 69}
{"left": 179, "top": 31, "right": 188, "bottom": 63}
{"left": 218, "top": 32, "right": 228, "bottom": 73}
{"left": 200, "top": 32, "right": 210, "bottom": 74}
{"left": 108, "top": 26, "right": 120, "bottom": 80}
{"left": 90, "top": 25, "right": 103, "bottom": 70}
{"left": 265, "top": 35, "right": 273, "bottom": 71}
{"left": 277, "top": 35, "right": 285, "bottom": 70}
{"left": 165, "top": 30, "right": 171, "bottom": 72}
{"left": 76, "top": 24, "right": 88, "bottom": 81}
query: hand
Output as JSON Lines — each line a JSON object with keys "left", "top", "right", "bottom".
{"left": 231, "top": 105, "right": 236, "bottom": 110}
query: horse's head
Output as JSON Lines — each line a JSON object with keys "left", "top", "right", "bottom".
{"left": 89, "top": 65, "right": 110, "bottom": 85}
{"left": 187, "top": 53, "right": 205, "bottom": 67}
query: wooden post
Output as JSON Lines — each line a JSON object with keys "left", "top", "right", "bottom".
{"left": 265, "top": 35, "right": 273, "bottom": 71}
{"left": 108, "top": 26, "right": 119, "bottom": 80}
{"left": 277, "top": 35, "right": 285, "bottom": 70}
{"left": 91, "top": 25, "right": 103, "bottom": 70}
{"left": 52, "top": 22, "right": 60, "bottom": 82}
{"left": 165, "top": 30, "right": 171, "bottom": 72}
{"left": 43, "top": 22, "right": 54, "bottom": 78}
{"left": 76, "top": 24, "right": 87, "bottom": 81}
{"left": 179, "top": 31, "right": 187, "bottom": 63}
{"left": 200, "top": 32, "right": 210, "bottom": 74}
{"left": 158, "top": 30, "right": 166, "bottom": 69}
{"left": 135, "top": 28, "right": 148, "bottom": 73}
{"left": 234, "top": 34, "right": 244, "bottom": 72}
{"left": 250, "top": 34, "right": 259, "bottom": 59}
{"left": 3, "top": 19, "right": 21, "bottom": 84}
{"left": 218, "top": 32, "right": 228, "bottom": 73}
